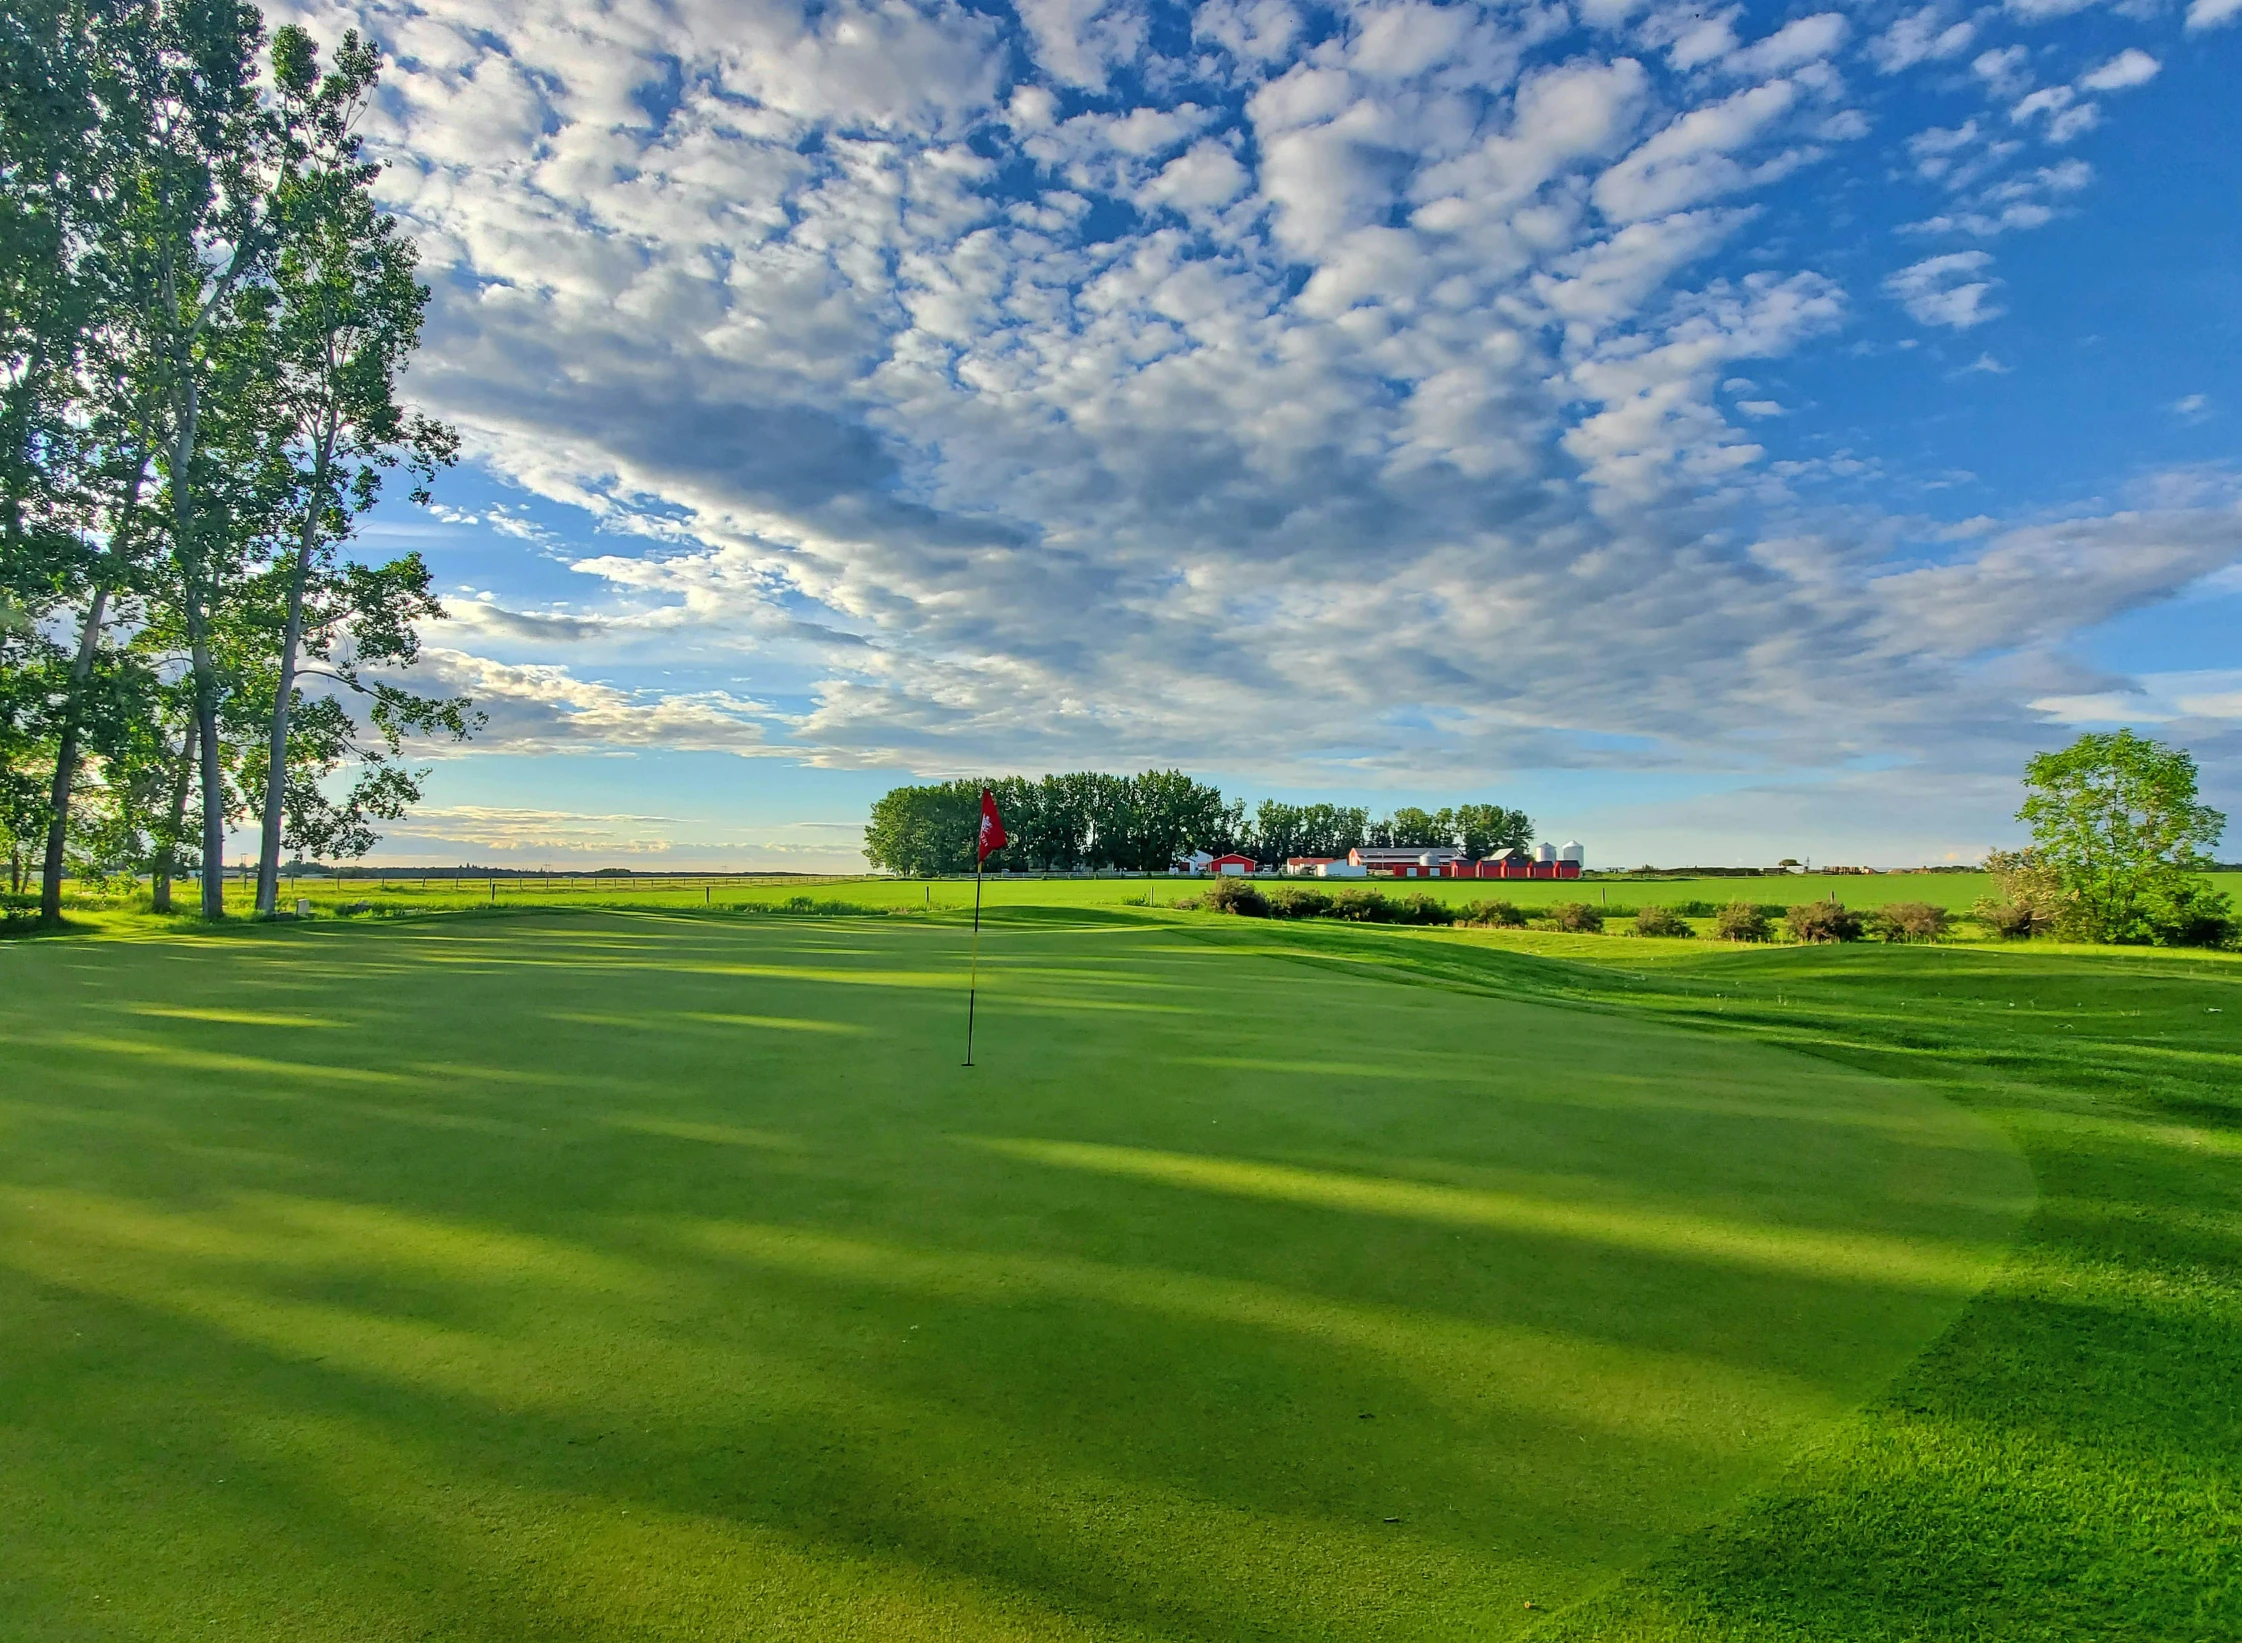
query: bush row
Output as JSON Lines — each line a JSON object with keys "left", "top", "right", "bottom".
{"left": 1185, "top": 882, "right": 1969, "bottom": 943}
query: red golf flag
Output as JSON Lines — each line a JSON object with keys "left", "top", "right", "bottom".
{"left": 977, "top": 788, "right": 1008, "bottom": 864}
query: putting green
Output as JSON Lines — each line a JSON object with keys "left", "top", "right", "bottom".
{"left": 0, "top": 913, "right": 2030, "bottom": 1640}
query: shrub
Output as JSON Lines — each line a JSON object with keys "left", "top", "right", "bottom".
{"left": 1715, "top": 902, "right": 1772, "bottom": 942}
{"left": 1546, "top": 901, "right": 1604, "bottom": 933}
{"left": 1871, "top": 901, "right": 1950, "bottom": 943}
{"left": 1205, "top": 877, "right": 1270, "bottom": 917}
{"left": 1972, "top": 897, "right": 2041, "bottom": 940}
{"left": 1672, "top": 899, "right": 1716, "bottom": 918}
{"left": 1978, "top": 849, "right": 2064, "bottom": 938}
{"left": 1265, "top": 885, "right": 1333, "bottom": 919}
{"left": 1332, "top": 888, "right": 1395, "bottom": 922}
{"left": 748, "top": 896, "right": 884, "bottom": 917}
{"left": 1398, "top": 893, "right": 1456, "bottom": 926}
{"left": 1786, "top": 899, "right": 1865, "bottom": 943}
{"left": 1462, "top": 899, "right": 1527, "bottom": 928}
{"left": 2143, "top": 880, "right": 2237, "bottom": 949}
{"left": 1633, "top": 904, "right": 1694, "bottom": 938}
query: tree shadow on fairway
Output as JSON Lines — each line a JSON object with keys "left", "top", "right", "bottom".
{"left": 0, "top": 1178, "right": 2000, "bottom": 1643}
{"left": 0, "top": 914, "right": 2058, "bottom": 1642}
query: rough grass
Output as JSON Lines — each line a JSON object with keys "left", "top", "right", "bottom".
{"left": 0, "top": 910, "right": 2039, "bottom": 1641}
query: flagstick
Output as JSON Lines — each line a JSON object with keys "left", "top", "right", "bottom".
{"left": 963, "top": 858, "right": 984, "bottom": 1067}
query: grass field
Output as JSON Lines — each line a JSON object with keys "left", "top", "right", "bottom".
{"left": 3, "top": 902, "right": 2236, "bottom": 1639}
{"left": 36, "top": 868, "right": 2242, "bottom": 928}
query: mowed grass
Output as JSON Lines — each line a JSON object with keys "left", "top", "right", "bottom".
{"left": 1185, "top": 919, "right": 2242, "bottom": 1640}
{"left": 0, "top": 911, "right": 2037, "bottom": 1641}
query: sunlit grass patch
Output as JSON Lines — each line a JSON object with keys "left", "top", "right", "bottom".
{"left": 121, "top": 1005, "right": 349, "bottom": 1028}
{"left": 966, "top": 1137, "right": 2020, "bottom": 1293}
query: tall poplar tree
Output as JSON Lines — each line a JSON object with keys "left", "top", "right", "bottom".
{"left": 6, "top": 0, "right": 119, "bottom": 921}
{"left": 247, "top": 26, "right": 458, "bottom": 916}
{"left": 23, "top": 0, "right": 277, "bottom": 920}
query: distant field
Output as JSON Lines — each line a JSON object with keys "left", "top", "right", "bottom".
{"left": 80, "top": 868, "right": 2242, "bottom": 925}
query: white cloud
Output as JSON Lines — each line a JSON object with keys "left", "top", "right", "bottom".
{"left": 1903, "top": 158, "right": 2091, "bottom": 235}
{"left": 2034, "top": 670, "right": 2242, "bottom": 725}
{"left": 1649, "top": 6, "right": 1740, "bottom": 71}
{"left": 1726, "top": 13, "right": 1849, "bottom": 77}
{"left": 1885, "top": 252, "right": 2004, "bottom": 328}
{"left": 1592, "top": 79, "right": 1803, "bottom": 222}
{"left": 391, "top": 805, "right": 687, "bottom": 853}
{"left": 1870, "top": 510, "right": 2242, "bottom": 659}
{"left": 1906, "top": 120, "right": 1982, "bottom": 180}
{"left": 2174, "top": 393, "right": 2212, "bottom": 420}
{"left": 1350, "top": 2, "right": 1477, "bottom": 79}
{"left": 2079, "top": 48, "right": 2160, "bottom": 90}
{"left": 1013, "top": 0, "right": 1146, "bottom": 90}
{"left": 231, "top": 0, "right": 2241, "bottom": 815}
{"left": 1972, "top": 45, "right": 2032, "bottom": 97}
{"left": 2010, "top": 86, "right": 2100, "bottom": 142}
{"left": 1870, "top": 6, "right": 1975, "bottom": 72}
{"left": 1193, "top": 0, "right": 1300, "bottom": 61}
{"left": 2190, "top": 0, "right": 2242, "bottom": 29}
{"left": 1140, "top": 140, "right": 1251, "bottom": 212}
{"left": 414, "top": 649, "right": 781, "bottom": 756}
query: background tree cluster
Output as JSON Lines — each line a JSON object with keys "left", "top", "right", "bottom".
{"left": 2, "top": 0, "right": 471, "bottom": 921}
{"left": 862, "top": 773, "right": 1534, "bottom": 876}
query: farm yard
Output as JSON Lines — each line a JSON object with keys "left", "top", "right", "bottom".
{"left": 4, "top": 897, "right": 2236, "bottom": 1640}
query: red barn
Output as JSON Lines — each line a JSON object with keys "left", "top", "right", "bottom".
{"left": 1348, "top": 846, "right": 1464, "bottom": 877}
{"left": 1207, "top": 853, "right": 1259, "bottom": 876}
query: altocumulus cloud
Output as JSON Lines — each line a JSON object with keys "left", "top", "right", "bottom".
{"left": 267, "top": 0, "right": 2242, "bottom": 790}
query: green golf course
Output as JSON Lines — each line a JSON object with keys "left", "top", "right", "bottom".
{"left": 3, "top": 907, "right": 2235, "bottom": 1640}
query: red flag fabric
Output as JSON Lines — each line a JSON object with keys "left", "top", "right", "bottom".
{"left": 977, "top": 788, "right": 1008, "bottom": 864}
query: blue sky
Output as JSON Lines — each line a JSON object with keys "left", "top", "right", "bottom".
{"left": 279, "top": 0, "right": 2240, "bottom": 869}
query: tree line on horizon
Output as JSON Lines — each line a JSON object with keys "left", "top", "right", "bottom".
{"left": 862, "top": 772, "right": 1534, "bottom": 877}
{"left": 1, "top": 2, "right": 470, "bottom": 922}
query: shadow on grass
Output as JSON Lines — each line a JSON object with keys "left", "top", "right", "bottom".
{"left": 1212, "top": 926, "right": 2242, "bottom": 1643}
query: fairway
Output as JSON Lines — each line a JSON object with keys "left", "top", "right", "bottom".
{"left": 1, "top": 913, "right": 2032, "bottom": 1640}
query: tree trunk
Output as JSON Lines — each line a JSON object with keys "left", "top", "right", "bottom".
{"left": 150, "top": 724, "right": 197, "bottom": 913}
{"left": 168, "top": 369, "right": 227, "bottom": 922}
{"left": 36, "top": 586, "right": 109, "bottom": 922}
{"left": 34, "top": 435, "right": 153, "bottom": 922}
{"left": 253, "top": 542, "right": 310, "bottom": 916}
{"left": 255, "top": 436, "right": 332, "bottom": 917}
{"left": 196, "top": 676, "right": 225, "bottom": 919}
